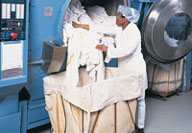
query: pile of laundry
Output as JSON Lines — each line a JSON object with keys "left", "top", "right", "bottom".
{"left": 63, "top": 0, "right": 118, "bottom": 86}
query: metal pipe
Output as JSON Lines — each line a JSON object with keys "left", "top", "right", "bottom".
{"left": 28, "top": 60, "right": 44, "bottom": 65}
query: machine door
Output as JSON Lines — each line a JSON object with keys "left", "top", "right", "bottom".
{"left": 142, "top": 0, "right": 192, "bottom": 63}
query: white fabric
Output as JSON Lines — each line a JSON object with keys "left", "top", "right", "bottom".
{"left": 65, "top": 29, "right": 80, "bottom": 86}
{"left": 63, "top": 23, "right": 74, "bottom": 46}
{"left": 66, "top": 28, "right": 104, "bottom": 86}
{"left": 103, "top": 36, "right": 115, "bottom": 63}
{"left": 87, "top": 6, "right": 116, "bottom": 26}
{"left": 63, "top": 1, "right": 93, "bottom": 45}
{"left": 101, "top": 36, "right": 115, "bottom": 48}
{"left": 63, "top": 2, "right": 107, "bottom": 86}
{"left": 87, "top": 6, "right": 117, "bottom": 28}
{"left": 87, "top": 6, "right": 118, "bottom": 64}
{"left": 137, "top": 90, "right": 146, "bottom": 128}
{"left": 43, "top": 67, "right": 142, "bottom": 112}
{"left": 87, "top": 6, "right": 119, "bottom": 64}
{"left": 78, "top": 30, "right": 104, "bottom": 82}
{"left": 164, "top": 31, "right": 178, "bottom": 47}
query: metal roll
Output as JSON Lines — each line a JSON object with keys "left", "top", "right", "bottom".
{"left": 142, "top": 0, "right": 170, "bottom": 62}
{"left": 142, "top": 0, "right": 192, "bottom": 63}
{"left": 143, "top": 0, "right": 172, "bottom": 62}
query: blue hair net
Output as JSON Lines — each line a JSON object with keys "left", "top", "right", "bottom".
{"left": 117, "top": 5, "right": 140, "bottom": 23}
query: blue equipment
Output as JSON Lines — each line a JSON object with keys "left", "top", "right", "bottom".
{"left": 0, "top": 0, "right": 29, "bottom": 132}
{"left": 0, "top": 0, "right": 191, "bottom": 132}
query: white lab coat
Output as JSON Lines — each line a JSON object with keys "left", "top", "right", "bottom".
{"left": 109, "top": 23, "right": 147, "bottom": 129}
{"left": 107, "top": 23, "right": 148, "bottom": 90}
{"left": 91, "top": 22, "right": 147, "bottom": 90}
{"left": 91, "top": 22, "right": 147, "bottom": 128}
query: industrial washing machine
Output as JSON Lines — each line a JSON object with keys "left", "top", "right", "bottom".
{"left": 0, "top": 0, "right": 192, "bottom": 132}
{"left": 0, "top": 0, "right": 29, "bottom": 132}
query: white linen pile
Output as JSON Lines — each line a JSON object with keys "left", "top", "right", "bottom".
{"left": 63, "top": 1, "right": 116, "bottom": 86}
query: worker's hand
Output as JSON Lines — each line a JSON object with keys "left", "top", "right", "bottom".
{"left": 72, "top": 21, "right": 90, "bottom": 30}
{"left": 72, "top": 21, "right": 80, "bottom": 28}
{"left": 96, "top": 44, "right": 107, "bottom": 53}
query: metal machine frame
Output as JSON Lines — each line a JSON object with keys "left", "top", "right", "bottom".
{"left": 0, "top": 0, "right": 191, "bottom": 133}
{"left": 0, "top": 0, "right": 29, "bottom": 132}
{"left": 20, "top": 0, "right": 71, "bottom": 132}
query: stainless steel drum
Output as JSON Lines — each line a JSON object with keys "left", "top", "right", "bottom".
{"left": 80, "top": 0, "right": 128, "bottom": 15}
{"left": 142, "top": 0, "right": 192, "bottom": 63}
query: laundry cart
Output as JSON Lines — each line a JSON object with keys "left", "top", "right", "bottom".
{"left": 43, "top": 68, "right": 142, "bottom": 133}
{"left": 147, "top": 59, "right": 184, "bottom": 100}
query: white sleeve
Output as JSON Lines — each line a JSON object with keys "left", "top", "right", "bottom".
{"left": 89, "top": 23, "right": 119, "bottom": 36}
{"left": 107, "top": 30, "right": 140, "bottom": 58}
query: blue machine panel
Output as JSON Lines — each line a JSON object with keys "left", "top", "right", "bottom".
{"left": 25, "top": 0, "right": 70, "bottom": 130}
{"left": 28, "top": 99, "right": 49, "bottom": 124}
{"left": 0, "top": 0, "right": 29, "bottom": 131}
{"left": 0, "top": 112, "right": 21, "bottom": 133}
{"left": 0, "top": 0, "right": 28, "bottom": 87}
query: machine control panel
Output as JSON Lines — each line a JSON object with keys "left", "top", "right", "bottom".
{"left": 0, "top": 0, "right": 28, "bottom": 87}
{"left": 0, "top": 0, "right": 26, "bottom": 41}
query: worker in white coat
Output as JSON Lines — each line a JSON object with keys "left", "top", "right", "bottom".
{"left": 72, "top": 5, "right": 147, "bottom": 133}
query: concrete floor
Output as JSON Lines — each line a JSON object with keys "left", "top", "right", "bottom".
{"left": 145, "top": 91, "right": 192, "bottom": 133}
{"left": 30, "top": 91, "right": 192, "bottom": 133}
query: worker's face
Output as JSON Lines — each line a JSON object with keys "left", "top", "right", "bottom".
{"left": 116, "top": 12, "right": 128, "bottom": 26}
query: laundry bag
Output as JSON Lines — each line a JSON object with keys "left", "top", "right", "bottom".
{"left": 43, "top": 67, "right": 143, "bottom": 133}
{"left": 147, "top": 59, "right": 184, "bottom": 96}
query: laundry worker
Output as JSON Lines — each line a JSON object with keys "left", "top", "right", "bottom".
{"left": 72, "top": 5, "right": 147, "bottom": 133}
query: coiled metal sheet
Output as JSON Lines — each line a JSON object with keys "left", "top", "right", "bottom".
{"left": 142, "top": 0, "right": 192, "bottom": 63}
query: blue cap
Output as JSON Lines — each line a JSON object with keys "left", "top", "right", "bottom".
{"left": 117, "top": 5, "right": 140, "bottom": 23}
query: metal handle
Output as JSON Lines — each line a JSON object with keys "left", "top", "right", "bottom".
{"left": 28, "top": 60, "right": 44, "bottom": 65}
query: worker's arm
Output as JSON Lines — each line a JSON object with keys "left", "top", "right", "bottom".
{"left": 107, "top": 24, "right": 140, "bottom": 58}
{"left": 72, "top": 22, "right": 90, "bottom": 30}
{"left": 72, "top": 22, "right": 118, "bottom": 35}
{"left": 90, "top": 24, "right": 118, "bottom": 36}
{"left": 96, "top": 29, "right": 139, "bottom": 58}
{"left": 107, "top": 33, "right": 139, "bottom": 58}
